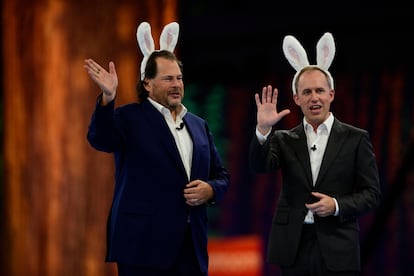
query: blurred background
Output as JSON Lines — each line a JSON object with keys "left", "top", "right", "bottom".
{"left": 1, "top": 0, "right": 413, "bottom": 275}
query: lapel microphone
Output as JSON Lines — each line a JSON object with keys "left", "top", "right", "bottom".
{"left": 310, "top": 145, "right": 317, "bottom": 151}
{"left": 176, "top": 122, "right": 185, "bottom": 131}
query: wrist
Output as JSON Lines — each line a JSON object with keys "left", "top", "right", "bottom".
{"left": 101, "top": 92, "right": 115, "bottom": 106}
{"left": 257, "top": 125, "right": 271, "bottom": 135}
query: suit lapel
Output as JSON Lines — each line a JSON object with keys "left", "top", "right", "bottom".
{"left": 142, "top": 101, "right": 188, "bottom": 178}
{"left": 315, "top": 119, "right": 347, "bottom": 187}
{"left": 184, "top": 116, "right": 200, "bottom": 181}
{"left": 290, "top": 124, "right": 314, "bottom": 188}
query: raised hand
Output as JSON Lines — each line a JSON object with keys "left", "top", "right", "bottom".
{"left": 84, "top": 59, "right": 118, "bottom": 104}
{"left": 255, "top": 85, "right": 291, "bottom": 135}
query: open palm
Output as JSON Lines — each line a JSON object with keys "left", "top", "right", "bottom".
{"left": 255, "top": 85, "right": 290, "bottom": 134}
{"left": 84, "top": 59, "right": 118, "bottom": 101}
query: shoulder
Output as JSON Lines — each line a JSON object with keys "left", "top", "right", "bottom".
{"left": 273, "top": 124, "right": 303, "bottom": 139}
{"left": 184, "top": 112, "right": 206, "bottom": 125}
{"left": 333, "top": 119, "right": 368, "bottom": 136}
{"left": 115, "top": 101, "right": 150, "bottom": 114}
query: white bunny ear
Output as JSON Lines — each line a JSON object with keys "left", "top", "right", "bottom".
{"left": 136, "top": 22, "right": 155, "bottom": 56}
{"left": 316, "top": 32, "right": 335, "bottom": 70}
{"left": 136, "top": 21, "right": 180, "bottom": 80}
{"left": 282, "top": 35, "right": 310, "bottom": 72}
{"left": 137, "top": 22, "right": 155, "bottom": 80}
{"left": 160, "top": 22, "right": 179, "bottom": 52}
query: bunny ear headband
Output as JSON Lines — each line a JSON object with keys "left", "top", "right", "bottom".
{"left": 282, "top": 32, "right": 335, "bottom": 95}
{"left": 136, "top": 21, "right": 179, "bottom": 80}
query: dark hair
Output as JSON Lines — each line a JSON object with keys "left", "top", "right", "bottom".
{"left": 136, "top": 50, "right": 183, "bottom": 102}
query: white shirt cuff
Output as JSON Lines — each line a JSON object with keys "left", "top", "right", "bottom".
{"left": 333, "top": 198, "right": 339, "bottom": 216}
{"left": 256, "top": 127, "right": 271, "bottom": 145}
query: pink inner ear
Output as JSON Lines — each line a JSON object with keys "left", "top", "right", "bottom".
{"left": 288, "top": 47, "right": 300, "bottom": 64}
{"left": 322, "top": 44, "right": 329, "bottom": 60}
{"left": 144, "top": 33, "right": 152, "bottom": 52}
{"left": 166, "top": 33, "right": 173, "bottom": 48}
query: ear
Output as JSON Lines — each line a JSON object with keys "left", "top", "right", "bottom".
{"left": 282, "top": 35, "right": 310, "bottom": 71}
{"left": 136, "top": 22, "right": 155, "bottom": 56}
{"left": 160, "top": 22, "right": 179, "bottom": 52}
{"left": 143, "top": 77, "right": 151, "bottom": 90}
{"left": 293, "top": 93, "right": 300, "bottom": 106}
{"left": 329, "top": 89, "right": 335, "bottom": 102}
{"left": 316, "top": 32, "right": 335, "bottom": 70}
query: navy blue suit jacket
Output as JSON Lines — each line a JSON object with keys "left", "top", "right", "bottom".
{"left": 87, "top": 98, "right": 230, "bottom": 273}
{"left": 249, "top": 118, "right": 381, "bottom": 272}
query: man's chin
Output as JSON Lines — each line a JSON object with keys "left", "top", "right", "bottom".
{"left": 168, "top": 100, "right": 182, "bottom": 110}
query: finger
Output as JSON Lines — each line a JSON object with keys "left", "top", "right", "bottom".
{"left": 186, "top": 180, "right": 200, "bottom": 188}
{"left": 272, "top": 88, "right": 278, "bottom": 104}
{"left": 85, "top": 59, "right": 97, "bottom": 70}
{"left": 254, "top": 93, "right": 261, "bottom": 107}
{"left": 187, "top": 198, "right": 201, "bottom": 206}
{"left": 86, "top": 59, "right": 103, "bottom": 74}
{"left": 279, "top": 109, "right": 291, "bottom": 118}
{"left": 261, "top": 86, "right": 267, "bottom": 103}
{"left": 312, "top": 192, "right": 325, "bottom": 199}
{"left": 266, "top": 85, "right": 272, "bottom": 103}
{"left": 84, "top": 60, "right": 95, "bottom": 73}
{"left": 94, "top": 63, "right": 105, "bottom": 74}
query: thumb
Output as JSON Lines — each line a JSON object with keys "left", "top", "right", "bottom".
{"left": 108, "top": 61, "right": 116, "bottom": 74}
{"left": 312, "top": 192, "right": 325, "bottom": 199}
{"left": 278, "top": 109, "right": 291, "bottom": 118}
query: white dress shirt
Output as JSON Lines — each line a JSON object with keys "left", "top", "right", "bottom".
{"left": 148, "top": 98, "right": 193, "bottom": 180}
{"left": 255, "top": 113, "right": 339, "bottom": 224}
{"left": 303, "top": 113, "right": 335, "bottom": 223}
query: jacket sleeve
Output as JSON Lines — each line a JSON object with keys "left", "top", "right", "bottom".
{"left": 87, "top": 95, "right": 121, "bottom": 153}
{"left": 336, "top": 131, "right": 382, "bottom": 220}
{"left": 205, "top": 125, "right": 230, "bottom": 205}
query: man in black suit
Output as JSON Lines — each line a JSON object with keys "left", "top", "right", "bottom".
{"left": 249, "top": 65, "right": 381, "bottom": 275}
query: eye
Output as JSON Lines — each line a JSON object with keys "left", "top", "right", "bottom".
{"left": 161, "top": 76, "right": 174, "bottom": 81}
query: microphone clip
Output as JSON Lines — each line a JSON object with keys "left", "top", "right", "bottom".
{"left": 176, "top": 122, "right": 185, "bottom": 131}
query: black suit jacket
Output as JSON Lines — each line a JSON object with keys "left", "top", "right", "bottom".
{"left": 249, "top": 118, "right": 381, "bottom": 271}
{"left": 87, "top": 98, "right": 230, "bottom": 273}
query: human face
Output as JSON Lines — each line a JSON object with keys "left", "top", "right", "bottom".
{"left": 145, "top": 57, "right": 184, "bottom": 113}
{"left": 293, "top": 69, "right": 334, "bottom": 131}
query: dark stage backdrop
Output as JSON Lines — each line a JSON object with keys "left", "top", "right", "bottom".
{"left": 179, "top": 1, "right": 414, "bottom": 275}
{"left": 2, "top": 0, "right": 414, "bottom": 275}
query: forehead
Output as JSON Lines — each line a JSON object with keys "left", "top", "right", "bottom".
{"left": 156, "top": 58, "right": 181, "bottom": 75}
{"left": 298, "top": 70, "right": 328, "bottom": 86}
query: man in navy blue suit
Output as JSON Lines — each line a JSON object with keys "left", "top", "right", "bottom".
{"left": 84, "top": 45, "right": 229, "bottom": 275}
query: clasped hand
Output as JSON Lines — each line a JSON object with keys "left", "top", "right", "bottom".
{"left": 184, "top": 180, "right": 214, "bottom": 206}
{"left": 305, "top": 192, "right": 336, "bottom": 217}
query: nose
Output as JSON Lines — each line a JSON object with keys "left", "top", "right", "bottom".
{"left": 172, "top": 77, "right": 183, "bottom": 87}
{"left": 310, "top": 91, "right": 319, "bottom": 101}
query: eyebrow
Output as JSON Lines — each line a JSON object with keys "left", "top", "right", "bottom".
{"left": 160, "top": 75, "right": 183, "bottom": 79}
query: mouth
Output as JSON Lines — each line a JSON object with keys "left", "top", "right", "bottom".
{"left": 309, "top": 105, "right": 322, "bottom": 113}
{"left": 310, "top": 105, "right": 321, "bottom": 110}
{"left": 169, "top": 91, "right": 181, "bottom": 99}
